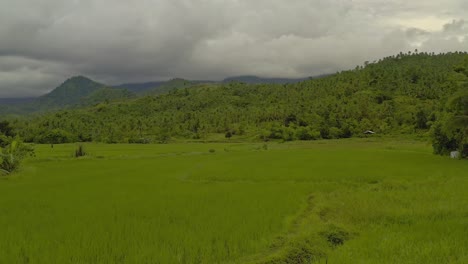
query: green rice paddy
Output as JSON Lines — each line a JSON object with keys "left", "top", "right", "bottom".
{"left": 0, "top": 139, "right": 467, "bottom": 263}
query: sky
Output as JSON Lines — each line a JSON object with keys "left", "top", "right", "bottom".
{"left": 0, "top": 0, "right": 467, "bottom": 97}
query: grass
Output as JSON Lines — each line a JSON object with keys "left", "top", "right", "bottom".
{"left": 0, "top": 138, "right": 466, "bottom": 263}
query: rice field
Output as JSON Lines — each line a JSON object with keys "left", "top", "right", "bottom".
{"left": 0, "top": 139, "right": 467, "bottom": 263}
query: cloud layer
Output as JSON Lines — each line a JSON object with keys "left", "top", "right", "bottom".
{"left": 0, "top": 0, "right": 467, "bottom": 97}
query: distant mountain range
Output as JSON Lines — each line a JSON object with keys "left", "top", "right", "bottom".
{"left": 222, "top": 75, "right": 314, "bottom": 84}
{"left": 0, "top": 74, "right": 324, "bottom": 114}
{"left": 115, "top": 78, "right": 215, "bottom": 94}
{"left": 0, "top": 97, "right": 36, "bottom": 105}
{"left": 0, "top": 76, "right": 134, "bottom": 114}
{"left": 114, "top": 75, "right": 315, "bottom": 93}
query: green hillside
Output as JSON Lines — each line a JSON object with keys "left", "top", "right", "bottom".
{"left": 36, "top": 76, "right": 105, "bottom": 108}
{"left": 222, "top": 75, "right": 313, "bottom": 84}
{"left": 81, "top": 87, "right": 135, "bottom": 106}
{"left": 11, "top": 52, "right": 466, "bottom": 147}
{"left": 143, "top": 78, "right": 198, "bottom": 96}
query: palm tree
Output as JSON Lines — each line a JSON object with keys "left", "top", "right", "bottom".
{"left": 0, "top": 140, "right": 34, "bottom": 175}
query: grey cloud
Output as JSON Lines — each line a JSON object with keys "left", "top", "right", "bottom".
{"left": 0, "top": 56, "right": 70, "bottom": 97}
{"left": 442, "top": 19, "right": 467, "bottom": 34}
{"left": 0, "top": 0, "right": 467, "bottom": 97}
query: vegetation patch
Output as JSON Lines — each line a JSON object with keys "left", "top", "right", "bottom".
{"left": 320, "top": 225, "right": 351, "bottom": 248}
{"left": 74, "top": 144, "right": 87, "bottom": 158}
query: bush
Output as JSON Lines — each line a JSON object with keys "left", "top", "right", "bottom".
{"left": 320, "top": 225, "right": 351, "bottom": 247}
{"left": 0, "top": 139, "right": 34, "bottom": 175}
{"left": 0, "top": 134, "right": 10, "bottom": 148}
{"left": 329, "top": 127, "right": 343, "bottom": 139}
{"left": 295, "top": 127, "right": 321, "bottom": 140}
{"left": 295, "top": 127, "right": 313, "bottom": 140}
{"left": 74, "top": 144, "right": 87, "bottom": 158}
{"left": 128, "top": 138, "right": 151, "bottom": 144}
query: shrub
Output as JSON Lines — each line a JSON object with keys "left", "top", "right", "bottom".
{"left": 0, "top": 139, "right": 34, "bottom": 175}
{"left": 74, "top": 144, "right": 87, "bottom": 158}
{"left": 320, "top": 225, "right": 351, "bottom": 247}
{"left": 128, "top": 138, "right": 151, "bottom": 144}
{"left": 329, "top": 127, "right": 343, "bottom": 139}
{"left": 0, "top": 134, "right": 10, "bottom": 148}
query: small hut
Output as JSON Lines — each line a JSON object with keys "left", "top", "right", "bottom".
{"left": 363, "top": 130, "right": 375, "bottom": 135}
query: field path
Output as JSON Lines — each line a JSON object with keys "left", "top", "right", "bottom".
{"left": 231, "top": 194, "right": 324, "bottom": 264}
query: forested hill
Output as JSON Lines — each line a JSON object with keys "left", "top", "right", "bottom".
{"left": 0, "top": 75, "right": 316, "bottom": 115}
{"left": 0, "top": 76, "right": 135, "bottom": 114}
{"left": 39, "top": 76, "right": 106, "bottom": 106}
{"left": 8, "top": 52, "right": 468, "bottom": 146}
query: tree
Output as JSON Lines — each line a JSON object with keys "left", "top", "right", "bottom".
{"left": 0, "top": 121, "right": 14, "bottom": 137}
{"left": 444, "top": 90, "right": 468, "bottom": 156}
{"left": 0, "top": 121, "right": 15, "bottom": 147}
{"left": 431, "top": 85, "right": 468, "bottom": 157}
{"left": 430, "top": 55, "right": 468, "bottom": 157}
{"left": 431, "top": 119, "right": 459, "bottom": 156}
{"left": 41, "top": 129, "right": 73, "bottom": 144}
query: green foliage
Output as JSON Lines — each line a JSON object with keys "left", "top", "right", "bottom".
{"left": 431, "top": 57, "right": 468, "bottom": 157}
{"left": 74, "top": 144, "right": 87, "bottom": 158}
{"left": 0, "top": 120, "right": 15, "bottom": 137}
{"left": 39, "top": 129, "right": 74, "bottom": 144}
{"left": 0, "top": 139, "right": 34, "bottom": 175}
{"left": 5, "top": 52, "right": 468, "bottom": 153}
{"left": 81, "top": 87, "right": 135, "bottom": 106}
{"left": 431, "top": 120, "right": 458, "bottom": 156}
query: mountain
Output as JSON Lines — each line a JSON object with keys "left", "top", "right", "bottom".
{"left": 114, "top": 75, "right": 318, "bottom": 96}
{"left": 222, "top": 75, "right": 314, "bottom": 84}
{"left": 143, "top": 78, "right": 200, "bottom": 95}
{"left": 0, "top": 76, "right": 134, "bottom": 114}
{"left": 115, "top": 75, "right": 319, "bottom": 95}
{"left": 116, "top": 78, "right": 215, "bottom": 95}
{"left": 35, "top": 76, "right": 107, "bottom": 108}
{"left": 0, "top": 76, "right": 208, "bottom": 114}
{"left": 115, "top": 81, "right": 166, "bottom": 93}
{"left": 0, "top": 97, "right": 36, "bottom": 105}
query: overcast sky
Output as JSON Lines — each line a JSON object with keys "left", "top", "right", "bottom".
{"left": 0, "top": 0, "right": 467, "bottom": 97}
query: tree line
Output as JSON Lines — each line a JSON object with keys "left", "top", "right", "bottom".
{"left": 2, "top": 51, "right": 467, "bottom": 157}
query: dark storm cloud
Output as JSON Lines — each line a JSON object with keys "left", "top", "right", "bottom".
{"left": 0, "top": 0, "right": 467, "bottom": 97}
